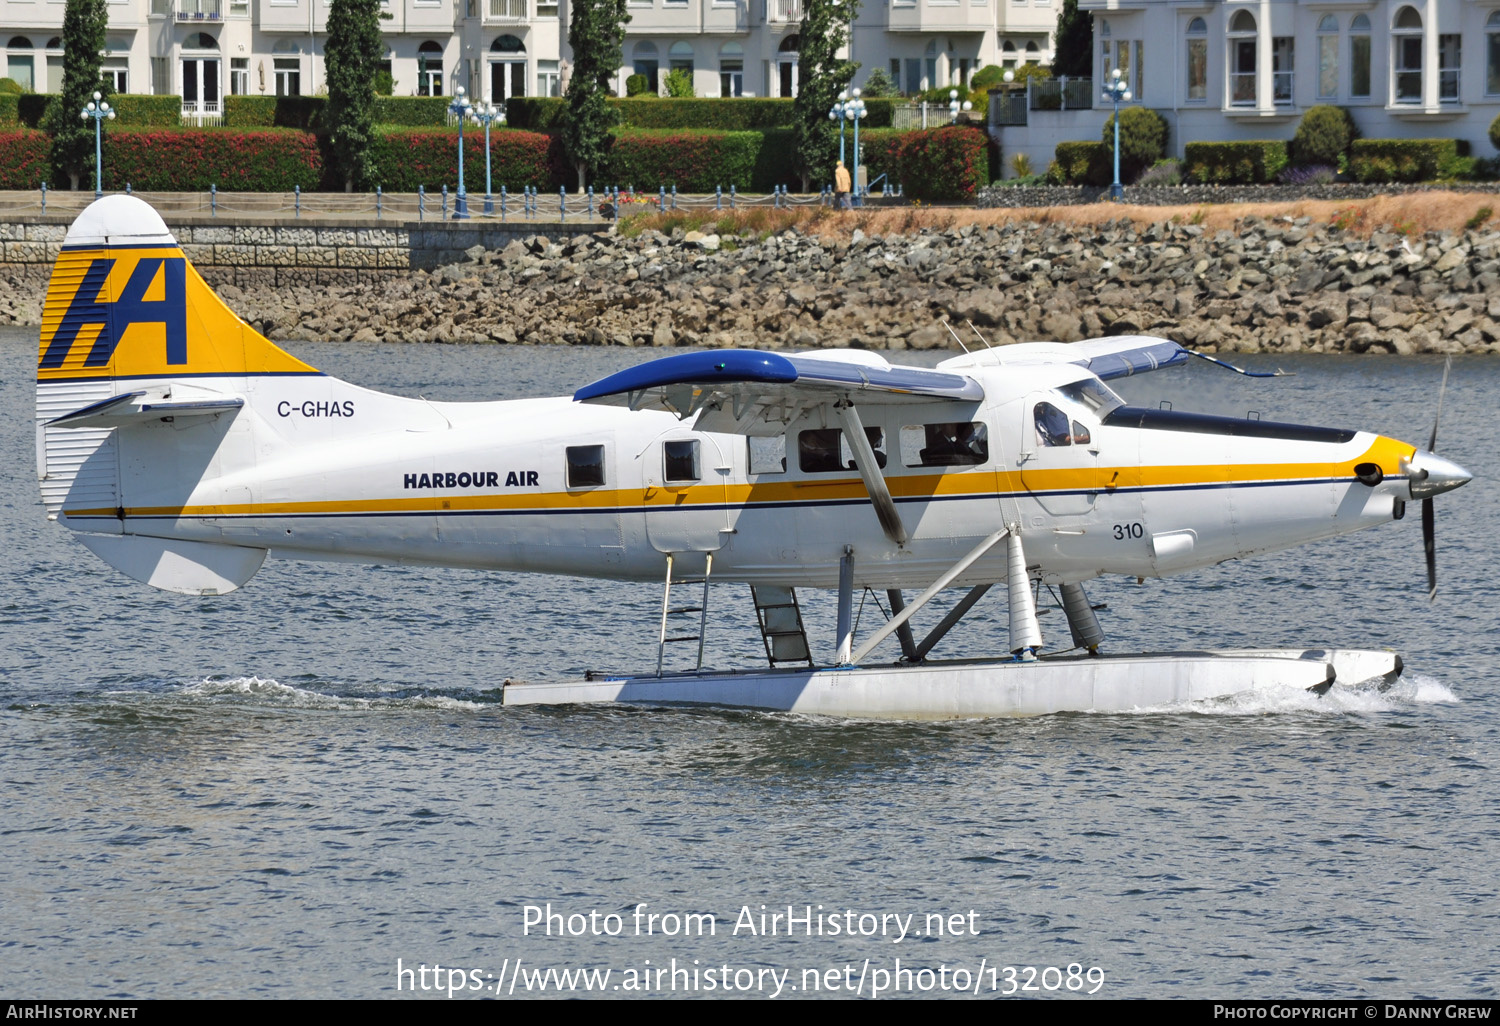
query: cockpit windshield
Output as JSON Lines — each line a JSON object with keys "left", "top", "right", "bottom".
{"left": 1057, "top": 378, "right": 1125, "bottom": 417}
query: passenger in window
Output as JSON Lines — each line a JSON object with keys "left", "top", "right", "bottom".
{"left": 798, "top": 429, "right": 843, "bottom": 473}
{"left": 1035, "top": 403, "right": 1072, "bottom": 447}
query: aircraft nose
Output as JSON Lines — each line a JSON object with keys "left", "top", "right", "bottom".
{"left": 1408, "top": 451, "right": 1473, "bottom": 499}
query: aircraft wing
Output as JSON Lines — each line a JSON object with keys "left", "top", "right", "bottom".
{"left": 574, "top": 349, "right": 984, "bottom": 436}
{"left": 940, "top": 335, "right": 1190, "bottom": 381}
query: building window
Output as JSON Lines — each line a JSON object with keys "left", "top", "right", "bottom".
{"left": 6, "top": 38, "right": 35, "bottom": 93}
{"left": 1273, "top": 36, "right": 1293, "bottom": 104}
{"left": 925, "top": 39, "right": 937, "bottom": 91}
{"left": 230, "top": 56, "right": 248, "bottom": 94}
{"left": 668, "top": 40, "right": 693, "bottom": 76}
{"left": 1186, "top": 17, "right": 1206, "bottom": 101}
{"left": 1227, "top": 9, "right": 1257, "bottom": 106}
{"left": 151, "top": 56, "right": 169, "bottom": 95}
{"left": 721, "top": 41, "right": 743, "bottom": 97}
{"left": 1392, "top": 5, "right": 1422, "bottom": 103}
{"left": 417, "top": 40, "right": 444, "bottom": 96}
{"left": 538, "top": 59, "right": 559, "bottom": 97}
{"left": 1351, "top": 13, "right": 1371, "bottom": 98}
{"left": 1439, "top": 34, "right": 1459, "bottom": 102}
{"left": 1488, "top": 12, "right": 1500, "bottom": 95}
{"left": 274, "top": 57, "right": 300, "bottom": 96}
{"left": 101, "top": 62, "right": 127, "bottom": 92}
{"left": 633, "top": 41, "right": 659, "bottom": 93}
{"left": 1099, "top": 20, "right": 1142, "bottom": 101}
{"left": 1317, "top": 15, "right": 1337, "bottom": 99}
{"left": 777, "top": 35, "right": 798, "bottom": 98}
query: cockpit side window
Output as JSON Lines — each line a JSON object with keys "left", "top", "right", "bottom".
{"left": 1034, "top": 402, "right": 1073, "bottom": 447}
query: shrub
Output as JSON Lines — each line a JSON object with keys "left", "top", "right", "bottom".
{"left": 1350, "top": 138, "right": 1469, "bottom": 183}
{"left": 0, "top": 94, "right": 17, "bottom": 128}
{"left": 1491, "top": 113, "right": 1500, "bottom": 152}
{"left": 1292, "top": 105, "right": 1357, "bottom": 166}
{"left": 887, "top": 125, "right": 988, "bottom": 201}
{"left": 0, "top": 77, "right": 24, "bottom": 95}
{"left": 1009, "top": 152, "right": 1033, "bottom": 178}
{"left": 108, "top": 94, "right": 182, "bottom": 128}
{"left": 1279, "top": 163, "right": 1337, "bottom": 185}
{"left": 372, "top": 96, "right": 449, "bottom": 126}
{"left": 1053, "top": 140, "right": 1110, "bottom": 186}
{"left": 374, "top": 69, "right": 394, "bottom": 96}
{"left": 861, "top": 67, "right": 897, "bottom": 98}
{"left": 1101, "top": 105, "right": 1168, "bottom": 182}
{"left": 506, "top": 96, "right": 891, "bottom": 132}
{"left": 626, "top": 73, "right": 651, "bottom": 97}
{"left": 0, "top": 130, "right": 51, "bottom": 189}
{"left": 663, "top": 69, "right": 694, "bottom": 98}
{"left": 367, "top": 127, "right": 563, "bottom": 191}
{"left": 1136, "top": 158, "right": 1182, "bottom": 187}
{"left": 1183, "top": 140, "right": 1289, "bottom": 184}
{"left": 107, "top": 129, "right": 322, "bottom": 191}
{"left": 603, "top": 130, "right": 761, "bottom": 190}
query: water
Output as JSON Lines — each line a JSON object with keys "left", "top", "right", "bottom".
{"left": 3, "top": 327, "right": 1498, "bottom": 999}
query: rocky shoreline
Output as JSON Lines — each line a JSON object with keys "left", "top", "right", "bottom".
{"left": 5, "top": 215, "right": 1500, "bottom": 354}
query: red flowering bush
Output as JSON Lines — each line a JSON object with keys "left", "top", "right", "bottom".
{"left": 366, "top": 128, "right": 563, "bottom": 192}
{"left": 0, "top": 130, "right": 51, "bottom": 189}
{"left": 602, "top": 131, "right": 761, "bottom": 191}
{"left": 107, "top": 129, "right": 322, "bottom": 191}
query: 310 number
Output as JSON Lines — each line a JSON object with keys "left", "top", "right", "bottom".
{"left": 1112, "top": 523, "right": 1144, "bottom": 540}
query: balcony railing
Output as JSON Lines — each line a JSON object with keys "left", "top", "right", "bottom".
{"left": 176, "top": 0, "right": 223, "bottom": 19}
{"left": 488, "top": 0, "right": 526, "bottom": 19}
{"left": 1030, "top": 77, "right": 1093, "bottom": 111}
{"left": 764, "top": 0, "right": 800, "bottom": 22}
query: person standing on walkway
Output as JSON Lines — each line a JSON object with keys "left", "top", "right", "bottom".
{"left": 833, "top": 161, "right": 852, "bottom": 210}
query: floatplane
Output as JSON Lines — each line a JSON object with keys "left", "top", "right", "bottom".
{"left": 35, "top": 197, "right": 1472, "bottom": 718}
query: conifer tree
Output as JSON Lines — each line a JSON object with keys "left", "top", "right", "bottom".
{"left": 44, "top": 0, "right": 110, "bottom": 190}
{"left": 325, "top": 0, "right": 383, "bottom": 191}
{"left": 1053, "top": 0, "right": 1094, "bottom": 78}
{"left": 562, "top": 0, "right": 630, "bottom": 190}
{"left": 791, "top": 0, "right": 859, "bottom": 191}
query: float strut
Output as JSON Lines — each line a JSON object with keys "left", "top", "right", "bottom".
{"left": 886, "top": 590, "right": 919, "bottom": 662}
{"left": 1007, "top": 526, "right": 1042, "bottom": 660}
{"left": 836, "top": 546, "right": 855, "bottom": 665}
{"left": 1059, "top": 581, "right": 1104, "bottom": 654}
{"left": 913, "top": 583, "right": 993, "bottom": 661}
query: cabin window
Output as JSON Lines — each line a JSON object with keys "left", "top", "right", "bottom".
{"left": 748, "top": 435, "right": 787, "bottom": 475}
{"left": 796, "top": 427, "right": 886, "bottom": 473}
{"left": 900, "top": 422, "right": 988, "bottom": 467}
{"left": 663, "top": 439, "right": 700, "bottom": 483}
{"left": 566, "top": 444, "right": 606, "bottom": 488}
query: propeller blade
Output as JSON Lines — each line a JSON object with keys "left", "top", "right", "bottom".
{"left": 1423, "top": 497, "right": 1437, "bottom": 601}
{"left": 1429, "top": 356, "right": 1451, "bottom": 454}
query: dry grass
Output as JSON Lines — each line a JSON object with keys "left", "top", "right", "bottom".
{"left": 618, "top": 190, "right": 1500, "bottom": 240}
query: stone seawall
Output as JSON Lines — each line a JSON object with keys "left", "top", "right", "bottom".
{"left": 4, "top": 212, "right": 1499, "bottom": 354}
{"left": 978, "top": 181, "right": 1500, "bottom": 209}
{"left": 0, "top": 216, "right": 587, "bottom": 324}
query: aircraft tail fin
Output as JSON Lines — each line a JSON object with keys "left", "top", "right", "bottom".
{"left": 36, "top": 195, "right": 320, "bottom": 520}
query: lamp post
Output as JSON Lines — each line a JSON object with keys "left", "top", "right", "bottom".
{"left": 827, "top": 90, "right": 848, "bottom": 165}
{"left": 471, "top": 102, "right": 504, "bottom": 216}
{"left": 947, "top": 87, "right": 972, "bottom": 123}
{"left": 447, "top": 86, "right": 473, "bottom": 219}
{"left": 844, "top": 89, "right": 866, "bottom": 206}
{"left": 79, "top": 91, "right": 115, "bottom": 201}
{"left": 1102, "top": 67, "right": 1131, "bottom": 202}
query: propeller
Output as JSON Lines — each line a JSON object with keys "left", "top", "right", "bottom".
{"left": 1422, "top": 358, "right": 1451, "bottom": 601}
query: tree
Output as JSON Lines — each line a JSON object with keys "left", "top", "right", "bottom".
{"left": 562, "top": 0, "right": 630, "bottom": 190}
{"left": 792, "top": 0, "right": 860, "bottom": 191}
{"left": 324, "top": 0, "right": 383, "bottom": 192}
{"left": 44, "top": 0, "right": 109, "bottom": 190}
{"left": 1053, "top": 0, "right": 1093, "bottom": 79}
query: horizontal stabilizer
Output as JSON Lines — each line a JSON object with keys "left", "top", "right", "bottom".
{"left": 575, "top": 349, "right": 983, "bottom": 435}
{"left": 75, "top": 534, "right": 267, "bottom": 595}
{"left": 50, "top": 392, "right": 245, "bottom": 428}
{"left": 942, "top": 335, "right": 1190, "bottom": 381}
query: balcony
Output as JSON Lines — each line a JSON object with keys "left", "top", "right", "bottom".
{"left": 887, "top": 1, "right": 993, "bottom": 33}
{"left": 176, "top": 0, "right": 224, "bottom": 20}
{"left": 764, "top": 0, "right": 800, "bottom": 24}
{"left": 486, "top": 0, "right": 527, "bottom": 21}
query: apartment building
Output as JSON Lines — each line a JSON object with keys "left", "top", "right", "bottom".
{"left": 2, "top": 0, "right": 1052, "bottom": 116}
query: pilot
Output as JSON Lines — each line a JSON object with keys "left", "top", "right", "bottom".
{"left": 1035, "top": 402, "right": 1072, "bottom": 447}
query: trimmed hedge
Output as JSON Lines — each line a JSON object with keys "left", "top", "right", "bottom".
{"left": 0, "top": 130, "right": 51, "bottom": 189}
{"left": 1350, "top": 138, "right": 1470, "bottom": 183}
{"left": 366, "top": 128, "right": 562, "bottom": 192}
{"left": 603, "top": 130, "right": 761, "bottom": 191}
{"left": 226, "top": 94, "right": 449, "bottom": 129}
{"left": 505, "top": 96, "right": 894, "bottom": 132}
{"left": 856, "top": 126, "right": 987, "bottom": 201}
{"left": 1184, "top": 140, "right": 1289, "bottom": 184}
{"left": 107, "top": 129, "right": 322, "bottom": 191}
{"left": 1053, "top": 141, "right": 1111, "bottom": 186}
{"left": 0, "top": 93, "right": 180, "bottom": 129}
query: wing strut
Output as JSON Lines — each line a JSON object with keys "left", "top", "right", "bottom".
{"left": 832, "top": 401, "right": 908, "bottom": 547}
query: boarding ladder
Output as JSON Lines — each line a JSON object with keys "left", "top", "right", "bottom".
{"left": 750, "top": 585, "right": 814, "bottom": 668}
{"left": 657, "top": 553, "right": 713, "bottom": 676}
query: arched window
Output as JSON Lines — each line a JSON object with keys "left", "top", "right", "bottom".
{"left": 491, "top": 35, "right": 524, "bottom": 53}
{"left": 184, "top": 33, "right": 218, "bottom": 49}
{"left": 1317, "top": 15, "right": 1338, "bottom": 99}
{"left": 1350, "top": 13, "right": 1371, "bottom": 97}
{"left": 8, "top": 36, "right": 33, "bottom": 49}
{"left": 1392, "top": 5, "right": 1422, "bottom": 102}
{"left": 417, "top": 40, "right": 443, "bottom": 97}
{"left": 633, "top": 41, "right": 659, "bottom": 93}
{"left": 776, "top": 36, "right": 799, "bottom": 97}
{"left": 1024, "top": 40, "right": 1039, "bottom": 67}
{"left": 719, "top": 41, "right": 742, "bottom": 97}
{"left": 1488, "top": 11, "right": 1500, "bottom": 95}
{"left": 1186, "top": 17, "right": 1207, "bottom": 101}
{"left": 7, "top": 36, "right": 34, "bottom": 93}
{"left": 46, "top": 37, "right": 62, "bottom": 50}
{"left": 1228, "top": 9, "right": 1257, "bottom": 105}
{"left": 669, "top": 40, "right": 693, "bottom": 75}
